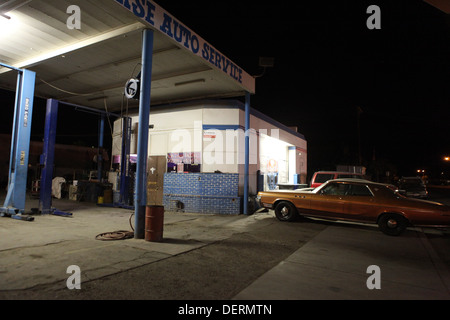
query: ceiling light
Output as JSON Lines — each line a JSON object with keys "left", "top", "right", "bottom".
{"left": 0, "top": 0, "right": 32, "bottom": 14}
{"left": 174, "top": 79, "right": 206, "bottom": 87}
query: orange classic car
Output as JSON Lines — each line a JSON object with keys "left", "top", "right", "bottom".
{"left": 256, "top": 179, "right": 450, "bottom": 236}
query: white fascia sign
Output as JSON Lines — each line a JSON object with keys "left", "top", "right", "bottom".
{"left": 113, "top": 0, "right": 255, "bottom": 94}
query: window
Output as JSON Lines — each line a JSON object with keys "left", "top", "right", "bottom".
{"left": 337, "top": 173, "right": 363, "bottom": 179}
{"left": 321, "top": 183, "right": 373, "bottom": 196}
{"left": 348, "top": 184, "right": 373, "bottom": 196}
{"left": 321, "top": 182, "right": 349, "bottom": 196}
{"left": 315, "top": 173, "right": 334, "bottom": 183}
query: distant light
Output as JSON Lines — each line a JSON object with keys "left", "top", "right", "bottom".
{"left": 444, "top": 156, "right": 450, "bottom": 161}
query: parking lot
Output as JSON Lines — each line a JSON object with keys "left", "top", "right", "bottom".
{"left": 0, "top": 186, "right": 449, "bottom": 301}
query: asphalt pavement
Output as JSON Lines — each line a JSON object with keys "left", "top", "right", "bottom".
{"left": 0, "top": 189, "right": 450, "bottom": 302}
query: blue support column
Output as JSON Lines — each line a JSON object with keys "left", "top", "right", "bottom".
{"left": 134, "top": 29, "right": 154, "bottom": 239}
{"left": 39, "top": 99, "right": 59, "bottom": 215}
{"left": 1, "top": 68, "right": 36, "bottom": 220}
{"left": 244, "top": 92, "right": 250, "bottom": 215}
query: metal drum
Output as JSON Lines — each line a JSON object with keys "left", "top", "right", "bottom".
{"left": 145, "top": 205, "right": 164, "bottom": 242}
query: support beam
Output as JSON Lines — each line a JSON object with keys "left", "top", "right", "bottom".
{"left": 244, "top": 92, "right": 250, "bottom": 215}
{"left": 39, "top": 99, "right": 59, "bottom": 215}
{"left": 134, "top": 29, "right": 154, "bottom": 239}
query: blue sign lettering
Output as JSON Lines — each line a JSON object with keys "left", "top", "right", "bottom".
{"left": 159, "top": 13, "right": 173, "bottom": 37}
{"left": 115, "top": 0, "right": 244, "bottom": 85}
{"left": 115, "top": 0, "right": 154, "bottom": 25}
{"left": 144, "top": 1, "right": 155, "bottom": 25}
{"left": 201, "top": 43, "right": 242, "bottom": 83}
{"left": 202, "top": 43, "right": 210, "bottom": 60}
{"left": 191, "top": 34, "right": 199, "bottom": 54}
{"left": 160, "top": 13, "right": 200, "bottom": 54}
{"left": 115, "top": 0, "right": 131, "bottom": 10}
{"left": 132, "top": 0, "right": 145, "bottom": 18}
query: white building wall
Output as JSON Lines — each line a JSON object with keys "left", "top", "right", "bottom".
{"left": 202, "top": 106, "right": 241, "bottom": 174}
{"left": 111, "top": 101, "right": 307, "bottom": 196}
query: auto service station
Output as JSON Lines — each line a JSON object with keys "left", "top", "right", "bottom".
{"left": 0, "top": 0, "right": 307, "bottom": 238}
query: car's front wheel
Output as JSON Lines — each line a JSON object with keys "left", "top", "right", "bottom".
{"left": 274, "top": 201, "right": 299, "bottom": 222}
{"left": 378, "top": 213, "right": 408, "bottom": 236}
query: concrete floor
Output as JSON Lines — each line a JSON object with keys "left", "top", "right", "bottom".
{"left": 1, "top": 194, "right": 450, "bottom": 301}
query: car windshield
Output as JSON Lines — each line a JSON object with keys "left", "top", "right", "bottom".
{"left": 314, "top": 174, "right": 334, "bottom": 183}
{"left": 399, "top": 179, "right": 424, "bottom": 188}
{"left": 371, "top": 184, "right": 403, "bottom": 198}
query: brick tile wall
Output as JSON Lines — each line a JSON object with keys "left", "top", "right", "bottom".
{"left": 163, "top": 173, "right": 241, "bottom": 214}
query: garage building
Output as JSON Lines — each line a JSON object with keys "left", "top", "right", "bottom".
{"left": 0, "top": 0, "right": 307, "bottom": 237}
{"left": 111, "top": 99, "right": 307, "bottom": 214}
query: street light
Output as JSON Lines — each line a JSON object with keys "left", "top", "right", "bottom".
{"left": 444, "top": 156, "right": 450, "bottom": 161}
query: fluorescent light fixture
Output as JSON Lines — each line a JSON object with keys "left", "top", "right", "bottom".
{"left": 174, "top": 79, "right": 206, "bottom": 87}
{"left": 0, "top": 0, "right": 32, "bottom": 13}
{"left": 0, "top": 22, "right": 144, "bottom": 74}
{"left": 88, "top": 96, "right": 109, "bottom": 102}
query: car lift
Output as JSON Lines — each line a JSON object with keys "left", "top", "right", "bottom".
{"left": 117, "top": 116, "right": 134, "bottom": 209}
{"left": 0, "top": 63, "right": 36, "bottom": 221}
{"left": 38, "top": 99, "right": 73, "bottom": 217}
{"left": 39, "top": 100, "right": 120, "bottom": 216}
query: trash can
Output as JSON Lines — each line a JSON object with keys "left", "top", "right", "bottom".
{"left": 145, "top": 205, "right": 164, "bottom": 242}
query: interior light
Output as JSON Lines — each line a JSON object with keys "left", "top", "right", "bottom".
{"left": 0, "top": 12, "right": 22, "bottom": 40}
{"left": 174, "top": 79, "right": 206, "bottom": 87}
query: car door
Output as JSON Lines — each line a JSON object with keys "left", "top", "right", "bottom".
{"left": 308, "top": 182, "right": 348, "bottom": 218}
{"left": 290, "top": 191, "right": 311, "bottom": 213}
{"left": 343, "top": 183, "right": 377, "bottom": 222}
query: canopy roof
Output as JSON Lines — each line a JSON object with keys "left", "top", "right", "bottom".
{"left": 0, "top": 0, "right": 255, "bottom": 112}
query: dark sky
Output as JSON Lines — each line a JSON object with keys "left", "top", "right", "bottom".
{"left": 159, "top": 0, "right": 450, "bottom": 178}
{"left": 1, "top": 0, "right": 449, "bottom": 180}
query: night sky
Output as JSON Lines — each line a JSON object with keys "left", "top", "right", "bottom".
{"left": 160, "top": 0, "right": 450, "bottom": 180}
{"left": 1, "top": 0, "right": 449, "bottom": 182}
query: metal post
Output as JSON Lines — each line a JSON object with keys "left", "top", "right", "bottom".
{"left": 244, "top": 92, "right": 250, "bottom": 215}
{"left": 119, "top": 117, "right": 132, "bottom": 207}
{"left": 1, "top": 68, "right": 36, "bottom": 220}
{"left": 39, "top": 99, "right": 59, "bottom": 214}
{"left": 135, "top": 29, "right": 154, "bottom": 239}
{"left": 97, "top": 115, "right": 105, "bottom": 182}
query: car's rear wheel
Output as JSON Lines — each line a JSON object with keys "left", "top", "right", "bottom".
{"left": 274, "top": 201, "right": 299, "bottom": 222}
{"left": 378, "top": 213, "right": 408, "bottom": 236}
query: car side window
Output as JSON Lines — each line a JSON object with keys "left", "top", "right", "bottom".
{"left": 348, "top": 184, "right": 373, "bottom": 196}
{"left": 321, "top": 183, "right": 349, "bottom": 196}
